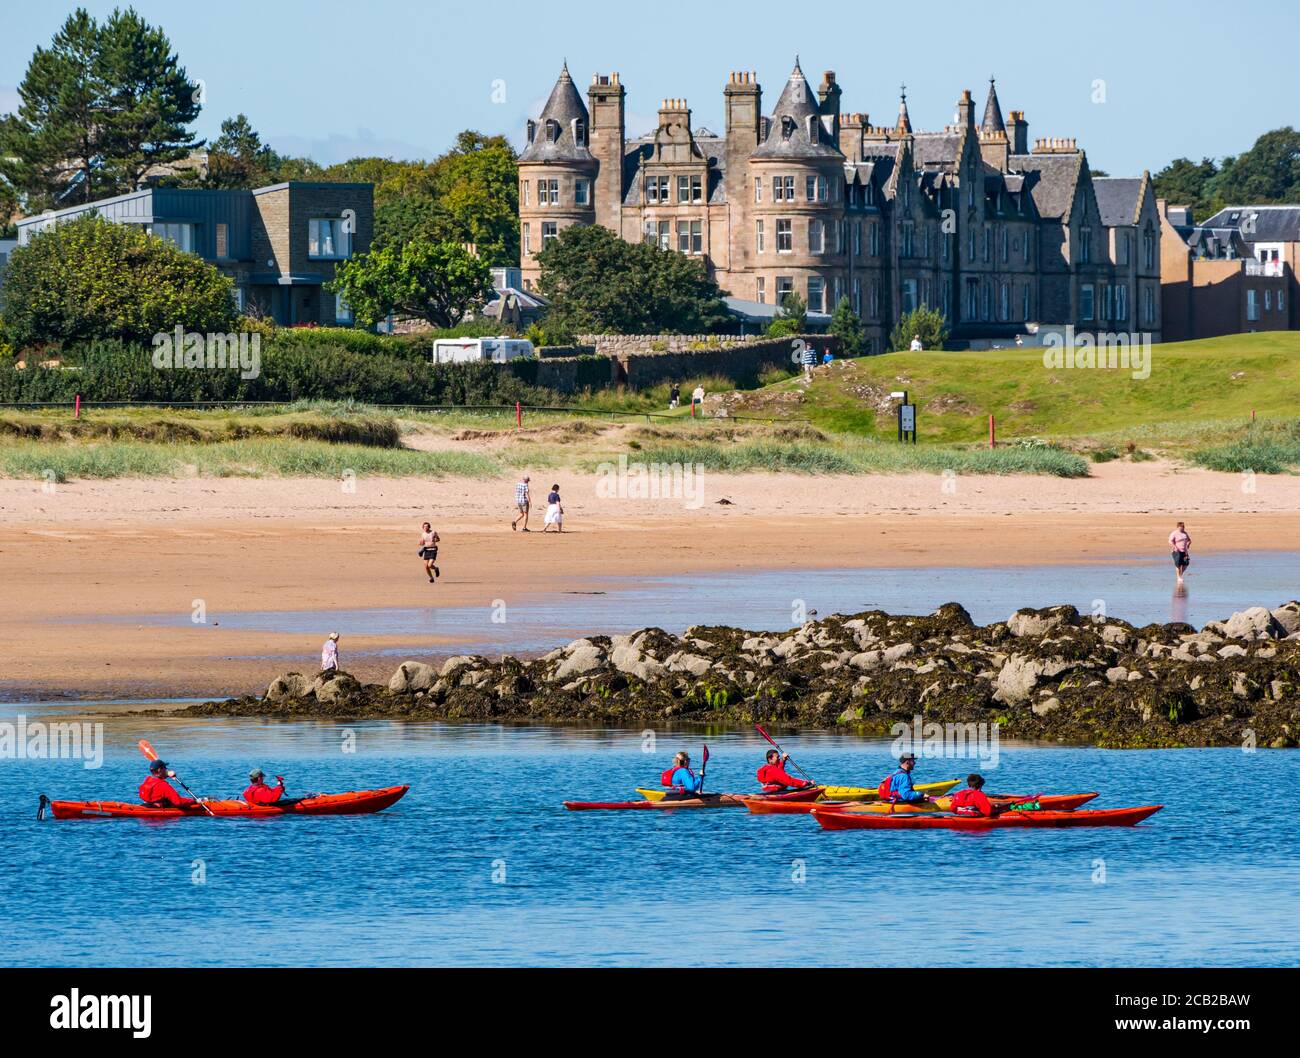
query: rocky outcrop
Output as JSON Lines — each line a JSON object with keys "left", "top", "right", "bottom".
{"left": 180, "top": 602, "right": 1300, "bottom": 749}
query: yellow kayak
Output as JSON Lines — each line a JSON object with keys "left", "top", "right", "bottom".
{"left": 639, "top": 779, "right": 961, "bottom": 803}
{"left": 819, "top": 779, "right": 961, "bottom": 802}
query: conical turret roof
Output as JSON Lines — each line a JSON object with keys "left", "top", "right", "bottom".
{"left": 520, "top": 63, "right": 594, "bottom": 163}
{"left": 982, "top": 77, "right": 1005, "bottom": 134}
{"left": 751, "top": 60, "right": 842, "bottom": 160}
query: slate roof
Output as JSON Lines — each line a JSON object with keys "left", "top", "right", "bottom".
{"left": 1009, "top": 152, "right": 1083, "bottom": 219}
{"left": 519, "top": 65, "right": 594, "bottom": 164}
{"left": 620, "top": 135, "right": 727, "bottom": 206}
{"left": 751, "top": 62, "right": 842, "bottom": 160}
{"left": 1199, "top": 205, "right": 1300, "bottom": 243}
{"left": 982, "top": 81, "right": 1005, "bottom": 134}
{"left": 1093, "top": 177, "right": 1144, "bottom": 227}
{"left": 911, "top": 132, "right": 962, "bottom": 169}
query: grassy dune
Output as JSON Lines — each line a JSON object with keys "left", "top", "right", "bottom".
{"left": 776, "top": 333, "right": 1300, "bottom": 445}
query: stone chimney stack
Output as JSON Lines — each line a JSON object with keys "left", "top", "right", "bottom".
{"left": 818, "top": 70, "right": 842, "bottom": 139}
{"left": 956, "top": 89, "right": 975, "bottom": 131}
{"left": 588, "top": 72, "right": 625, "bottom": 231}
{"left": 1007, "top": 110, "right": 1028, "bottom": 154}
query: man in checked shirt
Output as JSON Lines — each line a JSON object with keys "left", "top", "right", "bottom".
{"left": 511, "top": 474, "right": 532, "bottom": 532}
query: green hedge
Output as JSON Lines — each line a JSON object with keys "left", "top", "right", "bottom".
{"left": 0, "top": 339, "right": 555, "bottom": 406}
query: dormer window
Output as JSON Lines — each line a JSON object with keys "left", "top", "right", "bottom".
{"left": 526, "top": 120, "right": 536, "bottom": 144}
{"left": 573, "top": 120, "right": 586, "bottom": 146}
{"left": 545, "top": 119, "right": 559, "bottom": 143}
{"left": 781, "top": 115, "right": 796, "bottom": 139}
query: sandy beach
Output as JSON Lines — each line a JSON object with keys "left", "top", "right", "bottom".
{"left": 2, "top": 458, "right": 1297, "bottom": 700}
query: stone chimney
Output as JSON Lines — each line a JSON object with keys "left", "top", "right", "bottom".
{"left": 956, "top": 89, "right": 975, "bottom": 131}
{"left": 1007, "top": 110, "right": 1028, "bottom": 154}
{"left": 818, "top": 70, "right": 842, "bottom": 139}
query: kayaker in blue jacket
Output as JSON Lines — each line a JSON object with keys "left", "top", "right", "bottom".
{"left": 661, "top": 751, "right": 705, "bottom": 795}
{"left": 878, "top": 752, "right": 930, "bottom": 803}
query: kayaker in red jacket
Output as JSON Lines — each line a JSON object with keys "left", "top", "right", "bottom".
{"left": 756, "top": 750, "right": 814, "bottom": 792}
{"left": 949, "top": 773, "right": 998, "bottom": 817}
{"left": 138, "top": 759, "right": 197, "bottom": 808}
{"left": 242, "top": 768, "right": 286, "bottom": 805}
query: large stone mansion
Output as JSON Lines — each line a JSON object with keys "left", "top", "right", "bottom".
{"left": 518, "top": 61, "right": 1162, "bottom": 348}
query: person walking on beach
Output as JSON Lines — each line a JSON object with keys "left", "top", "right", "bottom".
{"left": 418, "top": 522, "right": 440, "bottom": 583}
{"left": 321, "top": 632, "right": 340, "bottom": 673}
{"left": 1169, "top": 521, "right": 1192, "bottom": 580}
{"left": 543, "top": 484, "right": 564, "bottom": 532}
{"left": 512, "top": 475, "right": 532, "bottom": 532}
{"left": 242, "top": 769, "right": 286, "bottom": 805}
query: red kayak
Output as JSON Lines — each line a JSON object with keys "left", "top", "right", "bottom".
{"left": 811, "top": 805, "right": 1162, "bottom": 830}
{"left": 564, "top": 786, "right": 825, "bottom": 811}
{"left": 42, "top": 785, "right": 409, "bottom": 819}
{"left": 744, "top": 792, "right": 1099, "bottom": 816}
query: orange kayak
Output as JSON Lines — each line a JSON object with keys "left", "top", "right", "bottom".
{"left": 811, "top": 805, "right": 1162, "bottom": 830}
{"left": 744, "top": 792, "right": 1099, "bottom": 816}
{"left": 564, "top": 786, "right": 825, "bottom": 811}
{"left": 42, "top": 785, "right": 409, "bottom": 819}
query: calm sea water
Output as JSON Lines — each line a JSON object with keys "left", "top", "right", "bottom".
{"left": 4, "top": 715, "right": 1297, "bottom": 967}
{"left": 96, "top": 550, "right": 1300, "bottom": 659}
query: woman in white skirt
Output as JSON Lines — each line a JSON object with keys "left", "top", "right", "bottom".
{"left": 543, "top": 484, "right": 564, "bottom": 532}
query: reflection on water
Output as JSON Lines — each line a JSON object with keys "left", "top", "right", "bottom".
{"left": 94, "top": 551, "right": 1300, "bottom": 657}
{"left": 3, "top": 720, "right": 1298, "bottom": 968}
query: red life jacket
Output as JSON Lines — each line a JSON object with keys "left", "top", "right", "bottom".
{"left": 877, "top": 770, "right": 904, "bottom": 801}
{"left": 661, "top": 765, "right": 693, "bottom": 791}
{"left": 950, "top": 788, "right": 988, "bottom": 816}
{"left": 756, "top": 763, "right": 804, "bottom": 793}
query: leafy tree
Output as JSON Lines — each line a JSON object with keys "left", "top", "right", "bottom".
{"left": 206, "top": 114, "right": 284, "bottom": 189}
{"left": 537, "top": 224, "right": 731, "bottom": 334}
{"left": 1212, "top": 128, "right": 1300, "bottom": 207}
{"left": 0, "top": 8, "right": 201, "bottom": 209}
{"left": 1, "top": 214, "right": 235, "bottom": 349}
{"left": 319, "top": 133, "right": 518, "bottom": 261}
{"left": 828, "top": 296, "right": 865, "bottom": 356}
{"left": 329, "top": 241, "right": 494, "bottom": 329}
{"left": 765, "top": 292, "right": 807, "bottom": 337}
{"left": 0, "top": 176, "right": 18, "bottom": 238}
{"left": 889, "top": 306, "right": 948, "bottom": 352}
{"left": 1152, "top": 157, "right": 1221, "bottom": 220}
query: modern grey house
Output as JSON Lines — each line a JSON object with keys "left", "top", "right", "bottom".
{"left": 14, "top": 182, "right": 374, "bottom": 326}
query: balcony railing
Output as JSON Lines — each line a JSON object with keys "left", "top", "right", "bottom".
{"left": 1245, "top": 259, "right": 1284, "bottom": 276}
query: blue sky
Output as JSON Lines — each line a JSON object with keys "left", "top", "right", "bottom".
{"left": 3, "top": 0, "right": 1298, "bottom": 175}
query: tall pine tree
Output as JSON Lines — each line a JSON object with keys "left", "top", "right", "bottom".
{"left": 0, "top": 7, "right": 201, "bottom": 210}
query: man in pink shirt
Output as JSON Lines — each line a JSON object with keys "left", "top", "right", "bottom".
{"left": 1169, "top": 521, "right": 1191, "bottom": 580}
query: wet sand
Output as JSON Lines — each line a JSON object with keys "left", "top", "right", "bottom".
{"left": 2, "top": 459, "right": 1297, "bottom": 699}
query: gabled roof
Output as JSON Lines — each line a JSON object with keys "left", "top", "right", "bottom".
{"left": 1199, "top": 205, "right": 1300, "bottom": 243}
{"left": 520, "top": 64, "right": 594, "bottom": 164}
{"left": 1009, "top": 152, "right": 1083, "bottom": 220}
{"left": 751, "top": 61, "right": 842, "bottom": 160}
{"left": 1093, "top": 177, "right": 1144, "bottom": 227}
{"left": 620, "top": 135, "right": 727, "bottom": 205}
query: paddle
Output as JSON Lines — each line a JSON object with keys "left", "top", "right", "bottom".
{"left": 754, "top": 723, "right": 815, "bottom": 785}
{"left": 137, "top": 739, "right": 213, "bottom": 816}
{"left": 698, "top": 744, "right": 709, "bottom": 795}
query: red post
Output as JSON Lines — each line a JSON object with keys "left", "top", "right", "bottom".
{"left": 1251, "top": 409, "right": 1256, "bottom": 423}
{"left": 691, "top": 399, "right": 696, "bottom": 419}
{"left": 516, "top": 401, "right": 522, "bottom": 429}
{"left": 74, "top": 394, "right": 81, "bottom": 419}
{"left": 988, "top": 413, "right": 995, "bottom": 449}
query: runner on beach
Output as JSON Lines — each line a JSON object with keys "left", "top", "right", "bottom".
{"left": 418, "top": 522, "right": 440, "bottom": 583}
{"left": 1169, "top": 521, "right": 1192, "bottom": 579}
{"left": 543, "top": 484, "right": 564, "bottom": 532}
{"left": 512, "top": 475, "right": 532, "bottom": 532}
